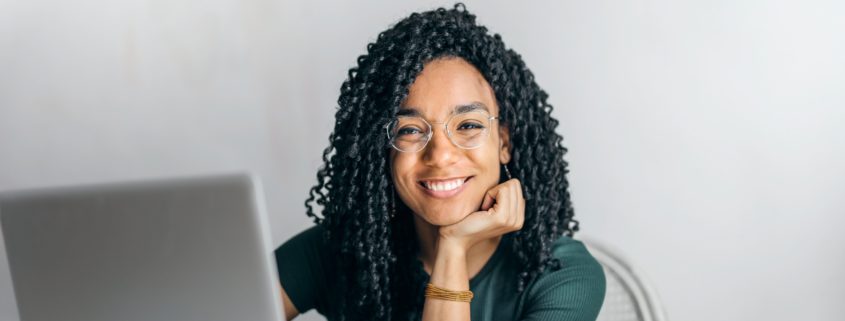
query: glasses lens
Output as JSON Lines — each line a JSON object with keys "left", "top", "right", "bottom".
{"left": 388, "top": 116, "right": 430, "bottom": 152}
{"left": 448, "top": 111, "right": 491, "bottom": 149}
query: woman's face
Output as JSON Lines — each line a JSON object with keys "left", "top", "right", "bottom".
{"left": 390, "top": 58, "right": 511, "bottom": 226}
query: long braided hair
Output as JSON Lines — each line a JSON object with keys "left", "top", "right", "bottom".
{"left": 303, "top": 3, "right": 578, "bottom": 320}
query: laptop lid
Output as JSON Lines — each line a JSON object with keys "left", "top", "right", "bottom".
{"left": 0, "top": 173, "right": 283, "bottom": 321}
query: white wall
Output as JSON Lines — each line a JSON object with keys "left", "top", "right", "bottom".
{"left": 1, "top": 1, "right": 843, "bottom": 321}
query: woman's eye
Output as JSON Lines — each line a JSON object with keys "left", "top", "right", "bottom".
{"left": 397, "top": 127, "right": 422, "bottom": 136}
{"left": 458, "top": 122, "right": 485, "bottom": 130}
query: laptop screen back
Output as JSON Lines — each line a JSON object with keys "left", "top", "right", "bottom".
{"left": 0, "top": 173, "right": 283, "bottom": 321}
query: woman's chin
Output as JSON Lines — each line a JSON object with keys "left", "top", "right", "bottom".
{"left": 418, "top": 208, "right": 475, "bottom": 226}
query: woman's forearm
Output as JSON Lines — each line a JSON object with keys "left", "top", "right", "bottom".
{"left": 421, "top": 239, "right": 471, "bottom": 321}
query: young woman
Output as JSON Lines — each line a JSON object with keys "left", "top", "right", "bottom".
{"left": 274, "top": 4, "right": 605, "bottom": 321}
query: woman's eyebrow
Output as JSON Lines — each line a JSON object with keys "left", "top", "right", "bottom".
{"left": 455, "top": 102, "right": 489, "bottom": 114}
{"left": 395, "top": 108, "right": 421, "bottom": 117}
{"left": 396, "top": 102, "right": 489, "bottom": 117}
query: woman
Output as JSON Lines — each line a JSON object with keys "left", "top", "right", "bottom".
{"left": 274, "top": 4, "right": 605, "bottom": 321}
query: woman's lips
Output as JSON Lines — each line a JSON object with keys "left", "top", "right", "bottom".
{"left": 418, "top": 176, "right": 472, "bottom": 198}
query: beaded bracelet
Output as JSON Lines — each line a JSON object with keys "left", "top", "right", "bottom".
{"left": 424, "top": 283, "right": 474, "bottom": 302}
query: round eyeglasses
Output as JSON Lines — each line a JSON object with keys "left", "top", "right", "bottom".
{"left": 385, "top": 110, "right": 499, "bottom": 153}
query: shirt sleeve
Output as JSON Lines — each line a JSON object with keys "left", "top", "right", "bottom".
{"left": 273, "top": 225, "right": 331, "bottom": 314}
{"left": 518, "top": 238, "right": 607, "bottom": 321}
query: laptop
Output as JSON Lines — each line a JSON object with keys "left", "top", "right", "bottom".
{"left": 0, "top": 173, "right": 284, "bottom": 321}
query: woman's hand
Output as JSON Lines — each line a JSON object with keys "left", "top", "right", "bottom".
{"left": 437, "top": 178, "right": 525, "bottom": 252}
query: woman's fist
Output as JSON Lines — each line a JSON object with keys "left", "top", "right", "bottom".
{"left": 437, "top": 179, "right": 525, "bottom": 251}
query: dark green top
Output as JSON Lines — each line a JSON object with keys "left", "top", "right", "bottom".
{"left": 274, "top": 225, "right": 605, "bottom": 321}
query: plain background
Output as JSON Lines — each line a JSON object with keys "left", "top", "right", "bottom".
{"left": 1, "top": 1, "right": 843, "bottom": 320}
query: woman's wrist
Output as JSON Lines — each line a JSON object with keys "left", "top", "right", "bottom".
{"left": 430, "top": 237, "right": 470, "bottom": 289}
{"left": 423, "top": 238, "right": 472, "bottom": 320}
{"left": 436, "top": 235, "right": 470, "bottom": 256}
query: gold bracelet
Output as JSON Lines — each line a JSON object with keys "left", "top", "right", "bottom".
{"left": 424, "top": 283, "right": 474, "bottom": 302}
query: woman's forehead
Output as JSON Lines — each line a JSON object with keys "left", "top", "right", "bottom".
{"left": 400, "top": 58, "right": 498, "bottom": 118}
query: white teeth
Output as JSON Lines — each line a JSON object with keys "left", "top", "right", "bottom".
{"left": 422, "top": 178, "right": 466, "bottom": 192}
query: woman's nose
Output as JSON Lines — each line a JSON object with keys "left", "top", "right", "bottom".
{"left": 422, "top": 126, "right": 460, "bottom": 167}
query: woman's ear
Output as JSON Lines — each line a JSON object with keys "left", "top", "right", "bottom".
{"left": 499, "top": 125, "right": 511, "bottom": 164}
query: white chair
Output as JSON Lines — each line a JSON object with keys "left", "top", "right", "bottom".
{"left": 582, "top": 239, "right": 667, "bottom": 321}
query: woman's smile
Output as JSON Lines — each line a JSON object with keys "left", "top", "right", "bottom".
{"left": 418, "top": 176, "right": 474, "bottom": 198}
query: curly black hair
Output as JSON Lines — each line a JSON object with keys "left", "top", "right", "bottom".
{"left": 303, "top": 3, "right": 578, "bottom": 320}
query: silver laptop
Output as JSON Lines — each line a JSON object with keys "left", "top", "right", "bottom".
{"left": 0, "top": 173, "right": 284, "bottom": 321}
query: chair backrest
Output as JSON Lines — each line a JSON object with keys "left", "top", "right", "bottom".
{"left": 581, "top": 239, "right": 667, "bottom": 321}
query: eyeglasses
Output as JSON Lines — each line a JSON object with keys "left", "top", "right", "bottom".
{"left": 385, "top": 110, "right": 499, "bottom": 153}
